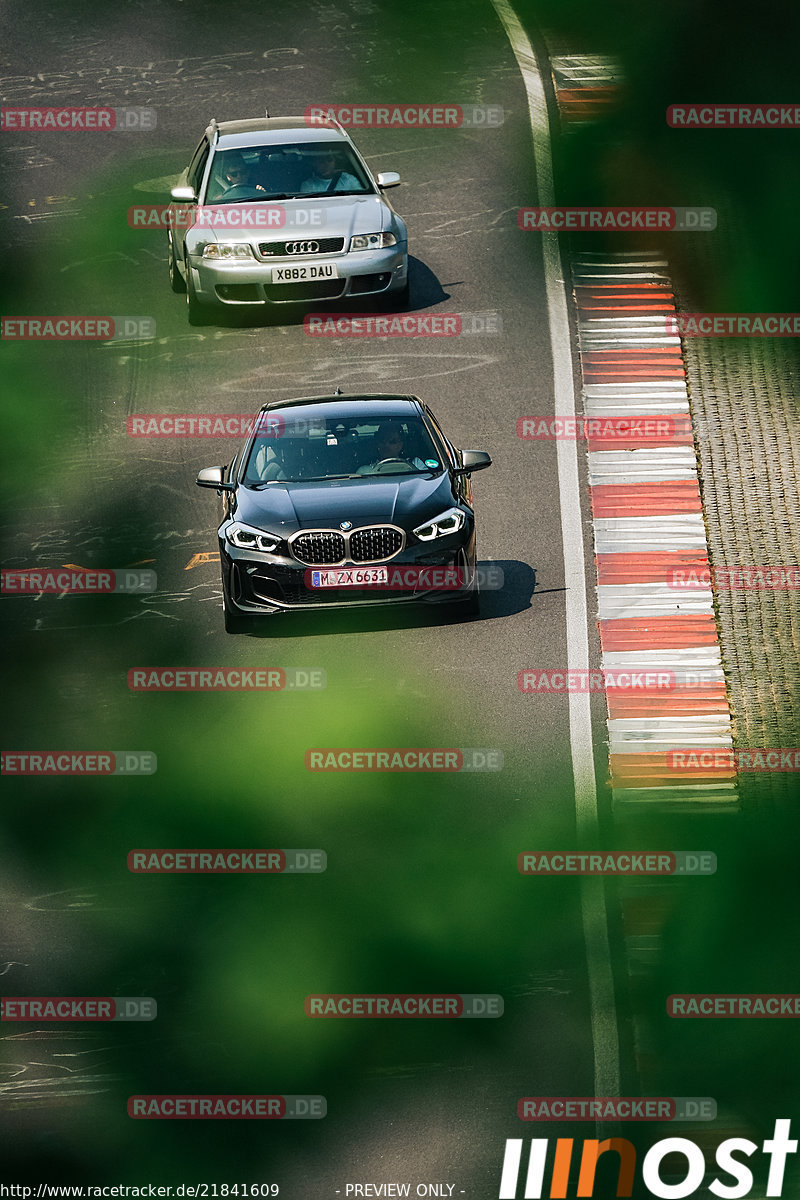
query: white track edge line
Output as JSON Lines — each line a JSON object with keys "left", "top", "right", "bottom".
{"left": 490, "top": 0, "right": 621, "bottom": 1111}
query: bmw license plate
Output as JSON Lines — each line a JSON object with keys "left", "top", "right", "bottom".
{"left": 311, "top": 568, "right": 389, "bottom": 588}
{"left": 272, "top": 263, "right": 339, "bottom": 283}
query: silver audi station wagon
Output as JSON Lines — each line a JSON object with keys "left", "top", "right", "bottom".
{"left": 167, "top": 115, "right": 409, "bottom": 324}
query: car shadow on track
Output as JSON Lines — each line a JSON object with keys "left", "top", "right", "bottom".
{"left": 241, "top": 559, "right": 539, "bottom": 638}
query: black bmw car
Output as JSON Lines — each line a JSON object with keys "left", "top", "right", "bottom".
{"left": 196, "top": 393, "right": 492, "bottom": 633}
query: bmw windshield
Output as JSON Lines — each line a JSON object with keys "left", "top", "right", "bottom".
{"left": 243, "top": 409, "right": 444, "bottom": 485}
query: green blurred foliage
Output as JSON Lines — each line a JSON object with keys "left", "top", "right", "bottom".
{"left": 3, "top": 0, "right": 800, "bottom": 1184}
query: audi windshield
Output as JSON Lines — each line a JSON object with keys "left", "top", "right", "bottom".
{"left": 206, "top": 143, "right": 374, "bottom": 203}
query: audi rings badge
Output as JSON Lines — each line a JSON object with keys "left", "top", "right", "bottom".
{"left": 285, "top": 240, "right": 320, "bottom": 255}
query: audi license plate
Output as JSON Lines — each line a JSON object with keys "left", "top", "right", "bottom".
{"left": 272, "top": 263, "right": 339, "bottom": 283}
{"left": 311, "top": 568, "right": 389, "bottom": 588}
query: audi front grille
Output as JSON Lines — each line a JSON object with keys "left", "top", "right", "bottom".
{"left": 258, "top": 237, "right": 345, "bottom": 258}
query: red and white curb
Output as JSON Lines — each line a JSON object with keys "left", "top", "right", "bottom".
{"left": 549, "top": 53, "right": 623, "bottom": 123}
{"left": 572, "top": 252, "right": 737, "bottom": 810}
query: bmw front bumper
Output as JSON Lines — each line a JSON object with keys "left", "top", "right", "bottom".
{"left": 219, "top": 526, "right": 477, "bottom": 616}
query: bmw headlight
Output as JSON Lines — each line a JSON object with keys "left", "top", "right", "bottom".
{"left": 413, "top": 508, "right": 466, "bottom": 541}
{"left": 202, "top": 243, "right": 253, "bottom": 260}
{"left": 350, "top": 232, "right": 397, "bottom": 251}
{"left": 226, "top": 522, "right": 281, "bottom": 553}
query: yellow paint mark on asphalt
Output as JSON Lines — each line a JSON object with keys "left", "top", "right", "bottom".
{"left": 62, "top": 560, "right": 155, "bottom": 567}
{"left": 185, "top": 552, "right": 220, "bottom": 570}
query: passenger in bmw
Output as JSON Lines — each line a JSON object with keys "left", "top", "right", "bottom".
{"left": 357, "top": 422, "right": 427, "bottom": 474}
{"left": 253, "top": 439, "right": 303, "bottom": 482}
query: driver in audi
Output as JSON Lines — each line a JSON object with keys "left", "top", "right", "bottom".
{"left": 357, "top": 421, "right": 427, "bottom": 474}
{"left": 219, "top": 152, "right": 267, "bottom": 195}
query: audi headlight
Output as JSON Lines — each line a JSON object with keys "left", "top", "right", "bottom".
{"left": 202, "top": 243, "right": 253, "bottom": 260}
{"left": 226, "top": 522, "right": 281, "bottom": 553}
{"left": 413, "top": 508, "right": 466, "bottom": 542}
{"left": 350, "top": 232, "right": 397, "bottom": 251}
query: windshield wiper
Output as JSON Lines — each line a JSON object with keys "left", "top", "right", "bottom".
{"left": 217, "top": 193, "right": 291, "bottom": 204}
{"left": 300, "top": 474, "right": 359, "bottom": 482}
{"left": 297, "top": 190, "right": 366, "bottom": 199}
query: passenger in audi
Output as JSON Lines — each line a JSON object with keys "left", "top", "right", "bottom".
{"left": 299, "top": 150, "right": 361, "bottom": 194}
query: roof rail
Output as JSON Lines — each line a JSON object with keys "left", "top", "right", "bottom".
{"left": 308, "top": 110, "right": 345, "bottom": 134}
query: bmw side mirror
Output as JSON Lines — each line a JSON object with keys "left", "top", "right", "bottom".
{"left": 454, "top": 450, "right": 492, "bottom": 475}
{"left": 171, "top": 185, "right": 196, "bottom": 201}
{"left": 196, "top": 466, "right": 233, "bottom": 490}
{"left": 376, "top": 171, "right": 401, "bottom": 189}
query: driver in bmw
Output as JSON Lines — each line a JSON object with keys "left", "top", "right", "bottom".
{"left": 357, "top": 422, "right": 427, "bottom": 474}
